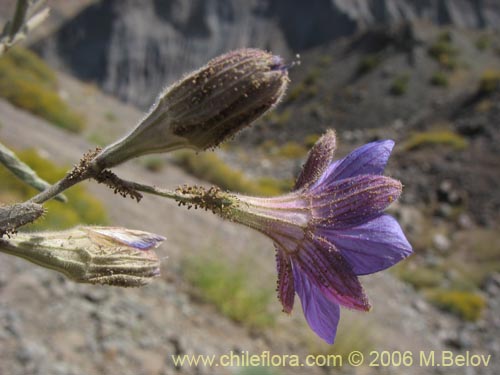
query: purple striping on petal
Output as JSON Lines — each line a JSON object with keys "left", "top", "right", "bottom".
{"left": 125, "top": 235, "right": 166, "bottom": 250}
{"left": 311, "top": 175, "right": 402, "bottom": 228}
{"left": 275, "top": 246, "right": 295, "bottom": 313}
{"left": 294, "top": 235, "right": 370, "bottom": 311}
{"left": 295, "top": 130, "right": 336, "bottom": 190}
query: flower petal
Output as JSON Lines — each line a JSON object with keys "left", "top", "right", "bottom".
{"left": 85, "top": 227, "right": 166, "bottom": 250}
{"left": 294, "top": 130, "right": 336, "bottom": 190}
{"left": 275, "top": 245, "right": 295, "bottom": 313}
{"left": 319, "top": 214, "right": 413, "bottom": 276}
{"left": 313, "top": 140, "right": 394, "bottom": 190}
{"left": 294, "top": 234, "right": 370, "bottom": 311}
{"left": 312, "top": 175, "right": 402, "bottom": 228}
{"left": 293, "top": 261, "right": 340, "bottom": 344}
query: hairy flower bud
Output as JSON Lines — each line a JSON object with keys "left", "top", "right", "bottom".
{"left": 92, "top": 48, "right": 289, "bottom": 169}
{"left": 0, "top": 226, "right": 165, "bottom": 287}
{"left": 0, "top": 202, "right": 45, "bottom": 236}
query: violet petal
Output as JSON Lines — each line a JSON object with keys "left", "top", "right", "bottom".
{"left": 293, "top": 262, "right": 340, "bottom": 344}
{"left": 319, "top": 214, "right": 413, "bottom": 275}
{"left": 86, "top": 227, "right": 166, "bottom": 250}
{"left": 312, "top": 140, "right": 394, "bottom": 190}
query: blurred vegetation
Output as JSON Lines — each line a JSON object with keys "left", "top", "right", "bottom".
{"left": 478, "top": 69, "right": 500, "bottom": 94}
{"left": 286, "top": 82, "right": 318, "bottom": 103}
{"left": 304, "top": 134, "right": 321, "bottom": 148}
{"left": 450, "top": 229, "right": 500, "bottom": 287}
{"left": 0, "top": 47, "right": 84, "bottom": 132}
{"left": 428, "top": 31, "right": 460, "bottom": 71}
{"left": 430, "top": 71, "right": 449, "bottom": 87}
{"left": 285, "top": 66, "right": 323, "bottom": 103}
{"left": 183, "top": 254, "right": 275, "bottom": 330}
{"left": 142, "top": 156, "right": 165, "bottom": 173}
{"left": 394, "top": 225, "right": 499, "bottom": 322}
{"left": 260, "top": 138, "right": 313, "bottom": 160}
{"left": 174, "top": 151, "right": 291, "bottom": 196}
{"left": 403, "top": 130, "right": 467, "bottom": 151}
{"left": 104, "top": 111, "right": 117, "bottom": 123}
{"left": 390, "top": 74, "right": 409, "bottom": 96}
{"left": 426, "top": 290, "right": 486, "bottom": 321}
{"left": 0, "top": 148, "right": 107, "bottom": 230}
{"left": 237, "top": 368, "right": 280, "bottom": 375}
{"left": 305, "top": 318, "right": 374, "bottom": 359}
{"left": 474, "top": 99, "right": 493, "bottom": 113}
{"left": 86, "top": 131, "right": 111, "bottom": 147}
{"left": 395, "top": 265, "right": 445, "bottom": 290}
{"left": 264, "top": 109, "right": 292, "bottom": 128}
{"left": 475, "top": 35, "right": 491, "bottom": 51}
{"left": 357, "top": 54, "right": 381, "bottom": 75}
{"left": 275, "top": 141, "right": 308, "bottom": 159}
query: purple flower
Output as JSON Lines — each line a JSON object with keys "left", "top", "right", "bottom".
{"left": 215, "top": 130, "right": 412, "bottom": 343}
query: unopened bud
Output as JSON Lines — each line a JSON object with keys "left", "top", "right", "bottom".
{"left": 93, "top": 48, "right": 289, "bottom": 169}
{"left": 0, "top": 226, "right": 165, "bottom": 287}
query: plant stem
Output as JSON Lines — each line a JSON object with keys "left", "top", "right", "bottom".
{"left": 28, "top": 172, "right": 90, "bottom": 204}
{"left": 112, "top": 179, "right": 191, "bottom": 203}
{"left": 0, "top": 142, "right": 67, "bottom": 202}
{"left": 27, "top": 147, "right": 103, "bottom": 205}
{"left": 9, "top": 0, "right": 29, "bottom": 41}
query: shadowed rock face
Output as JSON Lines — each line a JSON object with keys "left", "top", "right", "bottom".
{"left": 33, "top": 0, "right": 500, "bottom": 108}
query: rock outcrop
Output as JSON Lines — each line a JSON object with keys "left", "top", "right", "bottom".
{"left": 33, "top": 0, "right": 500, "bottom": 107}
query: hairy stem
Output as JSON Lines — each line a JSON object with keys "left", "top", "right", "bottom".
{"left": 28, "top": 148, "right": 103, "bottom": 204}
{"left": 28, "top": 172, "right": 90, "bottom": 204}
{"left": 0, "top": 142, "right": 67, "bottom": 202}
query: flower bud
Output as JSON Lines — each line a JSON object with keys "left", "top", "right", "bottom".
{"left": 92, "top": 48, "right": 289, "bottom": 169}
{"left": 0, "top": 202, "right": 45, "bottom": 236}
{"left": 0, "top": 226, "right": 165, "bottom": 287}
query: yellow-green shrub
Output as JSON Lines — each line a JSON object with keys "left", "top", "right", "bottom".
{"left": 2, "top": 47, "right": 57, "bottom": 88}
{"left": 395, "top": 266, "right": 445, "bottom": 290}
{"left": 264, "top": 109, "right": 292, "bottom": 127}
{"left": 430, "top": 71, "right": 449, "bottom": 87}
{"left": 0, "top": 149, "right": 107, "bottom": 230}
{"left": 478, "top": 70, "right": 500, "bottom": 94}
{"left": 475, "top": 35, "right": 491, "bottom": 51}
{"left": 426, "top": 289, "right": 486, "bottom": 321}
{"left": 304, "top": 134, "right": 320, "bottom": 148}
{"left": 0, "top": 47, "right": 84, "bottom": 132}
{"left": 183, "top": 255, "right": 275, "bottom": 329}
{"left": 390, "top": 74, "right": 409, "bottom": 96}
{"left": 357, "top": 54, "right": 381, "bottom": 75}
{"left": 428, "top": 31, "right": 460, "bottom": 70}
{"left": 276, "top": 141, "right": 308, "bottom": 159}
{"left": 142, "top": 157, "right": 165, "bottom": 173}
{"left": 285, "top": 82, "right": 318, "bottom": 103}
{"left": 403, "top": 130, "right": 467, "bottom": 151}
{"left": 174, "top": 151, "right": 289, "bottom": 196}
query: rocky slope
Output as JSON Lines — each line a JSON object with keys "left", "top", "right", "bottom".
{"left": 31, "top": 0, "right": 500, "bottom": 107}
{"left": 1, "top": 72, "right": 498, "bottom": 373}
